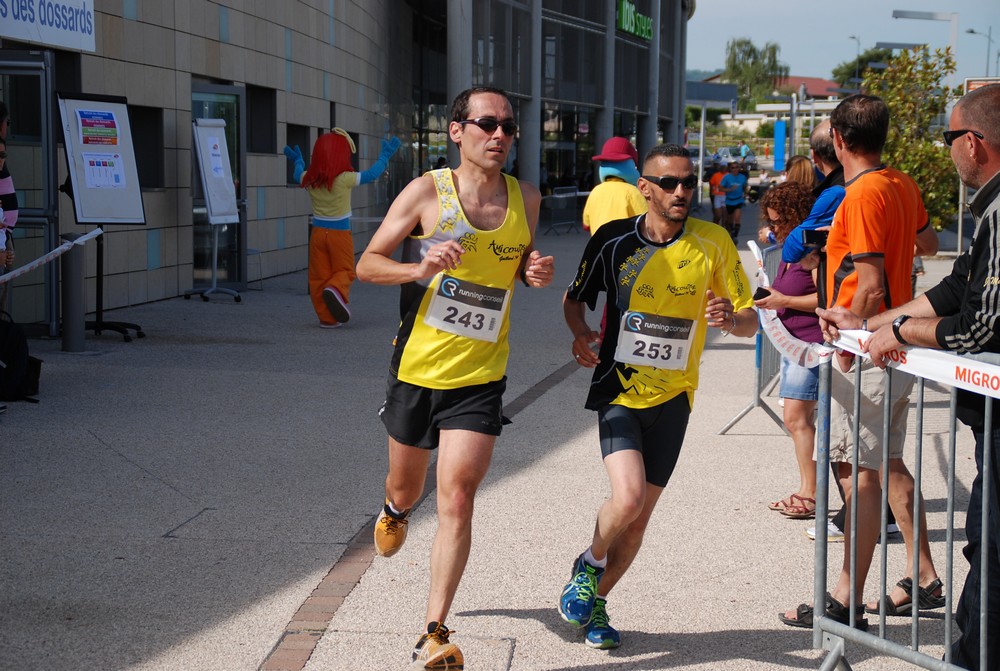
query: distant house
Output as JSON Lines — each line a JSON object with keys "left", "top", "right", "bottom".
{"left": 697, "top": 73, "right": 841, "bottom": 134}
{"left": 701, "top": 74, "right": 841, "bottom": 100}
{"left": 774, "top": 76, "right": 843, "bottom": 100}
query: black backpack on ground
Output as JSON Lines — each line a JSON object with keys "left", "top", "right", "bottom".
{"left": 0, "top": 311, "right": 41, "bottom": 402}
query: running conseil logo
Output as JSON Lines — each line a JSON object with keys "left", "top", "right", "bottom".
{"left": 441, "top": 277, "right": 460, "bottom": 297}
{"left": 625, "top": 312, "right": 645, "bottom": 332}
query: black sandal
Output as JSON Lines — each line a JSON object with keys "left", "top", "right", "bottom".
{"left": 779, "top": 593, "right": 868, "bottom": 631}
{"left": 864, "top": 577, "right": 946, "bottom": 616}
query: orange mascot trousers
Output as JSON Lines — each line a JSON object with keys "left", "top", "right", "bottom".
{"left": 309, "top": 227, "right": 356, "bottom": 325}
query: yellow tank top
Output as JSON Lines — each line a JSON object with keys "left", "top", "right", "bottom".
{"left": 390, "top": 169, "right": 531, "bottom": 389}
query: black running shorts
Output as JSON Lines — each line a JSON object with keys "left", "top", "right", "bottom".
{"left": 379, "top": 375, "right": 507, "bottom": 449}
{"left": 597, "top": 394, "right": 691, "bottom": 487}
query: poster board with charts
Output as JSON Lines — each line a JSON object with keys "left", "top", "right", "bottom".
{"left": 192, "top": 118, "right": 239, "bottom": 225}
{"left": 57, "top": 94, "right": 145, "bottom": 224}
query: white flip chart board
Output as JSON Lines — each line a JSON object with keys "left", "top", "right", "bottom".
{"left": 58, "top": 95, "right": 145, "bottom": 224}
{"left": 192, "top": 118, "right": 239, "bottom": 225}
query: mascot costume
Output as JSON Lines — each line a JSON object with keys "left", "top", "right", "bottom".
{"left": 582, "top": 137, "right": 648, "bottom": 337}
{"left": 284, "top": 130, "right": 400, "bottom": 328}
{"left": 582, "top": 136, "right": 646, "bottom": 236}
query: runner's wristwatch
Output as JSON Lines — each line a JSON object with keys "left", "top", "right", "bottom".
{"left": 892, "top": 315, "right": 912, "bottom": 345}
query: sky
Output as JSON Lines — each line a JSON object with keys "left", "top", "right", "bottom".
{"left": 686, "top": 0, "right": 1000, "bottom": 88}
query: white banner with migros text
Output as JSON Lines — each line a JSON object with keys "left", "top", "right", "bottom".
{"left": 835, "top": 330, "right": 1000, "bottom": 402}
{"left": 0, "top": 0, "right": 96, "bottom": 53}
{"left": 746, "top": 240, "right": 1000, "bottom": 400}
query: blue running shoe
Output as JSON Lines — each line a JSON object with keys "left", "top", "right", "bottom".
{"left": 585, "top": 598, "right": 621, "bottom": 649}
{"left": 559, "top": 553, "right": 604, "bottom": 626}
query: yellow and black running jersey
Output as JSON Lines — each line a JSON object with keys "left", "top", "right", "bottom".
{"left": 567, "top": 214, "right": 754, "bottom": 410}
{"left": 390, "top": 169, "right": 531, "bottom": 389}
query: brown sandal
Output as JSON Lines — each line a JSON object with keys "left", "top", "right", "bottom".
{"left": 780, "top": 494, "right": 816, "bottom": 519}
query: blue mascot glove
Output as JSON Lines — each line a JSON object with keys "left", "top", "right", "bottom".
{"left": 283, "top": 144, "right": 303, "bottom": 164}
{"left": 380, "top": 136, "right": 402, "bottom": 161}
{"left": 361, "top": 136, "right": 401, "bottom": 185}
{"left": 283, "top": 145, "right": 305, "bottom": 183}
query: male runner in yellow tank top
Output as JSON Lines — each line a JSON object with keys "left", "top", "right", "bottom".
{"left": 357, "top": 86, "right": 554, "bottom": 670}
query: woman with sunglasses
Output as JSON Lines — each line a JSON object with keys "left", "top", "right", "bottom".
{"left": 755, "top": 182, "right": 821, "bottom": 520}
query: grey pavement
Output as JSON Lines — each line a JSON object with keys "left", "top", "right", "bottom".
{"left": 0, "top": 205, "right": 977, "bottom": 671}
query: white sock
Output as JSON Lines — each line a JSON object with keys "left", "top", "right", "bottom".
{"left": 386, "top": 501, "right": 406, "bottom": 517}
{"left": 583, "top": 547, "right": 607, "bottom": 568}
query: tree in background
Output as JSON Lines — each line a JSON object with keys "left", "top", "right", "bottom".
{"left": 864, "top": 45, "right": 958, "bottom": 229}
{"left": 831, "top": 47, "right": 894, "bottom": 88}
{"left": 723, "top": 38, "right": 789, "bottom": 113}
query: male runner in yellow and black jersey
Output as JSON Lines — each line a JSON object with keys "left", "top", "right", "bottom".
{"left": 356, "top": 86, "right": 554, "bottom": 670}
{"left": 558, "top": 143, "right": 756, "bottom": 649}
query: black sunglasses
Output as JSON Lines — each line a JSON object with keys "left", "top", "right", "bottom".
{"left": 458, "top": 117, "right": 518, "bottom": 136}
{"left": 942, "top": 129, "right": 984, "bottom": 147}
{"left": 0, "top": 151, "right": 5, "bottom": 159}
{"left": 642, "top": 174, "right": 698, "bottom": 191}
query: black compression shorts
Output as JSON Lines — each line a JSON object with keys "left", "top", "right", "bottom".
{"left": 597, "top": 394, "right": 691, "bottom": 487}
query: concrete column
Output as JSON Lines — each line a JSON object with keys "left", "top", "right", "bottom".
{"left": 447, "top": 0, "right": 474, "bottom": 167}
{"left": 672, "top": 1, "right": 687, "bottom": 143}
{"left": 520, "top": 0, "right": 542, "bottom": 188}
{"left": 639, "top": 0, "right": 661, "bottom": 154}
{"left": 596, "top": 0, "right": 616, "bottom": 145}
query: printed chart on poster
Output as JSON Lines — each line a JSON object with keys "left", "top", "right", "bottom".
{"left": 57, "top": 95, "right": 145, "bottom": 224}
{"left": 192, "top": 118, "right": 239, "bottom": 225}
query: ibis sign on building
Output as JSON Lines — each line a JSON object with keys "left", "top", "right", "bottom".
{"left": 617, "top": 0, "right": 652, "bottom": 41}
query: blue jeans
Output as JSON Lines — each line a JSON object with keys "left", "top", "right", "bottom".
{"left": 951, "top": 424, "right": 1000, "bottom": 670}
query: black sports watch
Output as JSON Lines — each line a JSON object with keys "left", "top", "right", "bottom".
{"left": 892, "top": 315, "right": 912, "bottom": 345}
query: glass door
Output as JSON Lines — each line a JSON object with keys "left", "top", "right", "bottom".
{"left": 191, "top": 84, "right": 246, "bottom": 288}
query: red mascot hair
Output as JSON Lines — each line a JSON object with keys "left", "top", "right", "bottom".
{"left": 303, "top": 129, "right": 355, "bottom": 191}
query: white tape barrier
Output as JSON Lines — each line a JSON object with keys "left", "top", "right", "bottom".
{"left": 835, "top": 329, "right": 1000, "bottom": 402}
{"left": 747, "top": 240, "right": 832, "bottom": 369}
{"left": 0, "top": 228, "right": 103, "bottom": 285}
{"left": 747, "top": 240, "right": 1000, "bottom": 399}
{"left": 747, "top": 240, "right": 771, "bottom": 288}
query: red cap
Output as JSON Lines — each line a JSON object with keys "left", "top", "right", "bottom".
{"left": 593, "top": 137, "right": 638, "bottom": 164}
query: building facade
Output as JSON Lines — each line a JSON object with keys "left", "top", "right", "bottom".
{"left": 0, "top": 0, "right": 691, "bottom": 330}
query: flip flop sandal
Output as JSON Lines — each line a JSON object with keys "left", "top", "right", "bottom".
{"left": 865, "top": 577, "right": 946, "bottom": 616}
{"left": 769, "top": 494, "right": 796, "bottom": 511}
{"left": 780, "top": 495, "right": 816, "bottom": 519}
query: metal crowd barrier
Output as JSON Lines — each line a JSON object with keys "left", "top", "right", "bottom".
{"left": 0, "top": 228, "right": 101, "bottom": 352}
{"left": 810, "top": 338, "right": 997, "bottom": 670}
{"left": 719, "top": 243, "right": 784, "bottom": 434}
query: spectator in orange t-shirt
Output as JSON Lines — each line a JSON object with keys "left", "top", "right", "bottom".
{"left": 708, "top": 162, "right": 726, "bottom": 227}
{"left": 781, "top": 94, "right": 940, "bottom": 632}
